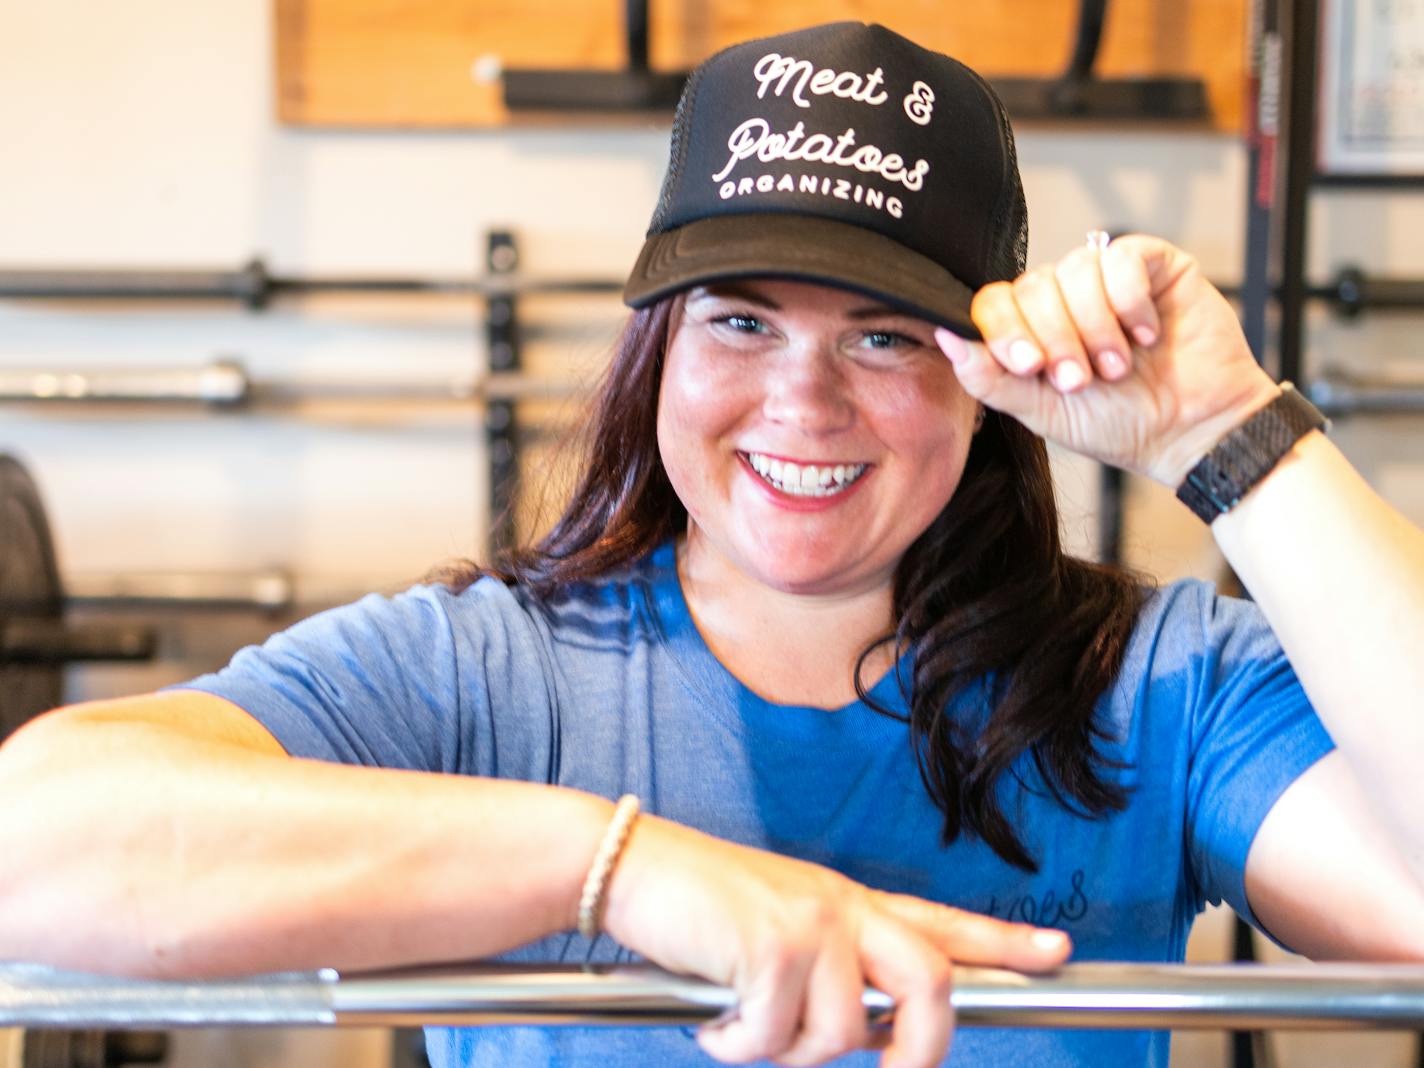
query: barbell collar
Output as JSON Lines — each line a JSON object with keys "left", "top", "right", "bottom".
{"left": 5, "top": 961, "right": 1424, "bottom": 1032}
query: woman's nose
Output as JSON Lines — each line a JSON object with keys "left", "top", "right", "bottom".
{"left": 760, "top": 347, "right": 855, "bottom": 434}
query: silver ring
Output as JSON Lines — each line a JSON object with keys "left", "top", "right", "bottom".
{"left": 1086, "top": 229, "right": 1111, "bottom": 252}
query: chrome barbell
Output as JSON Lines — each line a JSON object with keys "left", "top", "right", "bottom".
{"left": 0, "top": 360, "right": 584, "bottom": 409}
{"left": 4, "top": 961, "right": 1424, "bottom": 1032}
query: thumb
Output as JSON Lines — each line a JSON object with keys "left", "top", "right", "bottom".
{"left": 934, "top": 327, "right": 1045, "bottom": 419}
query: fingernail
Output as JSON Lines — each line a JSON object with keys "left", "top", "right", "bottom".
{"left": 1052, "top": 361, "right": 1087, "bottom": 392}
{"left": 1132, "top": 325, "right": 1158, "bottom": 347}
{"left": 1032, "top": 929, "right": 1069, "bottom": 952}
{"left": 935, "top": 327, "right": 965, "bottom": 363}
{"left": 1099, "top": 349, "right": 1127, "bottom": 377}
{"left": 1007, "top": 338, "right": 1041, "bottom": 373}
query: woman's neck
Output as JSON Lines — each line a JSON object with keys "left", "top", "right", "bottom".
{"left": 676, "top": 535, "right": 899, "bottom": 709}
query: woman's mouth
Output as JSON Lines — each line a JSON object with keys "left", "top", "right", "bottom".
{"left": 740, "top": 451, "right": 869, "bottom": 498}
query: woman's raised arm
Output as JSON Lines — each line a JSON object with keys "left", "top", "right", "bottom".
{"left": 937, "top": 234, "right": 1424, "bottom": 955}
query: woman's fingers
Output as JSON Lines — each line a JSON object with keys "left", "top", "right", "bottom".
{"left": 1055, "top": 246, "right": 1136, "bottom": 381}
{"left": 935, "top": 329, "right": 1043, "bottom": 418}
{"left": 1098, "top": 238, "right": 1161, "bottom": 348}
{"left": 968, "top": 280, "right": 1045, "bottom": 376}
{"left": 770, "top": 936, "right": 870, "bottom": 1067}
{"left": 1009, "top": 264, "right": 1093, "bottom": 392}
{"left": 964, "top": 237, "right": 1167, "bottom": 395}
{"left": 872, "top": 890, "right": 1072, "bottom": 972}
{"left": 857, "top": 912, "right": 957, "bottom": 1068}
{"left": 696, "top": 946, "right": 813, "bottom": 1064}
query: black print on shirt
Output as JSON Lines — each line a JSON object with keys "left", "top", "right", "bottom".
{"left": 982, "top": 869, "right": 1089, "bottom": 927}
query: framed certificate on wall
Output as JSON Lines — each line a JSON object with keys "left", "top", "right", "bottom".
{"left": 1319, "top": 0, "right": 1424, "bottom": 175}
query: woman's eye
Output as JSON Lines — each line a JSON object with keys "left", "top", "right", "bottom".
{"left": 861, "top": 330, "right": 917, "bottom": 351}
{"left": 718, "top": 314, "right": 764, "bottom": 333}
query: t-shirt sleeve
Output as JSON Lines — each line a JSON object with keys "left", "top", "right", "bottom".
{"left": 1178, "top": 585, "right": 1336, "bottom": 930}
{"left": 171, "top": 581, "right": 552, "bottom": 778}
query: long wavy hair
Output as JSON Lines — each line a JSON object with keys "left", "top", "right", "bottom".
{"left": 435, "top": 297, "right": 1146, "bottom": 871}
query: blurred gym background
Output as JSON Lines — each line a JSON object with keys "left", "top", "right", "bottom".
{"left": 3, "top": 2, "right": 1423, "bottom": 1066}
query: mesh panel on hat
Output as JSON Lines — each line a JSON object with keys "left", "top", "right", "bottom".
{"left": 986, "top": 82, "right": 1029, "bottom": 283}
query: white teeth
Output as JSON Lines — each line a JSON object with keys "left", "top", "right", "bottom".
{"left": 743, "top": 453, "right": 867, "bottom": 497}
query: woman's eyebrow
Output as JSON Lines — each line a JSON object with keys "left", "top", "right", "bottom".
{"left": 691, "top": 283, "right": 782, "bottom": 310}
{"left": 846, "top": 302, "right": 916, "bottom": 321}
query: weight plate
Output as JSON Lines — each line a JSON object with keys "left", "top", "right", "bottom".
{"left": 21, "top": 1030, "right": 105, "bottom": 1068}
{"left": 0, "top": 455, "right": 64, "bottom": 740}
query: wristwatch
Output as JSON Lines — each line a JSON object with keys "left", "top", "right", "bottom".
{"left": 1175, "top": 382, "right": 1330, "bottom": 524}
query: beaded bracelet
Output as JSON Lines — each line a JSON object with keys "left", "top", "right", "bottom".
{"left": 577, "top": 794, "right": 641, "bottom": 940}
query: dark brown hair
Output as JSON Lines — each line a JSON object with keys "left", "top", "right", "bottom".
{"left": 437, "top": 298, "right": 1145, "bottom": 871}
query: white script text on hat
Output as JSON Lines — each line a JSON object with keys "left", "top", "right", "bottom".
{"left": 712, "top": 119, "right": 929, "bottom": 191}
{"left": 753, "top": 53, "right": 890, "bottom": 109}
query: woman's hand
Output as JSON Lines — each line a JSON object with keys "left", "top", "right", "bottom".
{"left": 936, "top": 234, "right": 1281, "bottom": 487}
{"left": 601, "top": 815, "right": 1070, "bottom": 1068}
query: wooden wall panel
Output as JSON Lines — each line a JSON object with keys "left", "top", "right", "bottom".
{"left": 275, "top": 0, "right": 1247, "bottom": 131}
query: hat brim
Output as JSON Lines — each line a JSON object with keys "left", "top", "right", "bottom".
{"left": 623, "top": 214, "right": 982, "bottom": 340}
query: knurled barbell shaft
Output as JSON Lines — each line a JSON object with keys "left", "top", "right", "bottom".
{"left": 4, "top": 961, "right": 1424, "bottom": 1032}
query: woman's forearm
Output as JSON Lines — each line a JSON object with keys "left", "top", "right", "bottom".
{"left": 1213, "top": 431, "right": 1424, "bottom": 874}
{"left": 0, "top": 695, "right": 613, "bottom": 977}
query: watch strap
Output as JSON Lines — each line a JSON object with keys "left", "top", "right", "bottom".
{"left": 1176, "top": 382, "right": 1329, "bottom": 523}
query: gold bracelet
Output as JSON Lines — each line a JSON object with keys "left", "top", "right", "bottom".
{"left": 577, "top": 794, "right": 641, "bottom": 940}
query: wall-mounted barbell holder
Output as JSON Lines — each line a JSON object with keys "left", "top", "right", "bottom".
{"left": 8, "top": 261, "right": 1424, "bottom": 323}
{"left": 0, "top": 260, "right": 622, "bottom": 311}
{"left": 1308, "top": 371, "right": 1424, "bottom": 417}
{"left": 498, "top": 0, "right": 1209, "bottom": 121}
{"left": 3, "top": 961, "right": 1424, "bottom": 1032}
{"left": 1218, "top": 265, "right": 1424, "bottom": 319}
{"left": 0, "top": 360, "right": 584, "bottom": 410}
{"left": 63, "top": 570, "right": 294, "bottom": 614}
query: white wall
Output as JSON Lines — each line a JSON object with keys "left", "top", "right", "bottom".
{"left": 2, "top": 4, "right": 1421, "bottom": 1067}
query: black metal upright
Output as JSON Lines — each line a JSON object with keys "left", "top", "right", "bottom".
{"left": 1277, "top": 0, "right": 1322, "bottom": 385}
{"left": 625, "top": 0, "right": 651, "bottom": 73}
{"left": 1061, "top": 0, "right": 1109, "bottom": 87}
{"left": 485, "top": 231, "right": 521, "bottom": 555}
{"left": 1241, "top": 0, "right": 1280, "bottom": 366}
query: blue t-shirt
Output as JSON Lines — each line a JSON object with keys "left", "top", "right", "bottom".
{"left": 181, "top": 543, "right": 1333, "bottom": 1067}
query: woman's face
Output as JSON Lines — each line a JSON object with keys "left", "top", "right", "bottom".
{"left": 657, "top": 278, "right": 979, "bottom": 599}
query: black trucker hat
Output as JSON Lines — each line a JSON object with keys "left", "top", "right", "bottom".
{"left": 623, "top": 21, "right": 1028, "bottom": 339}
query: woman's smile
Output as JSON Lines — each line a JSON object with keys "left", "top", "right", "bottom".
{"left": 738, "top": 451, "right": 871, "bottom": 499}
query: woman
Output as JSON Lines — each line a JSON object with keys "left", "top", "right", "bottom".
{"left": 3, "top": 20, "right": 1424, "bottom": 1068}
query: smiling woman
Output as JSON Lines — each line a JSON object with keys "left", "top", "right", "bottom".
{"left": 4, "top": 18, "right": 1424, "bottom": 1068}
